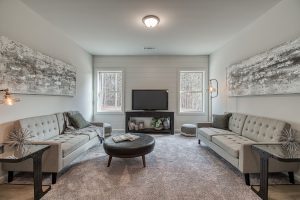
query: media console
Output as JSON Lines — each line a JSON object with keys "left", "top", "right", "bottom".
{"left": 125, "top": 111, "right": 174, "bottom": 135}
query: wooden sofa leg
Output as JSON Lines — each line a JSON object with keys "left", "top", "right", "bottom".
{"left": 52, "top": 173, "right": 57, "bottom": 184}
{"left": 288, "top": 172, "right": 295, "bottom": 184}
{"left": 8, "top": 171, "right": 14, "bottom": 183}
{"left": 244, "top": 173, "right": 250, "bottom": 186}
{"left": 198, "top": 139, "right": 201, "bottom": 144}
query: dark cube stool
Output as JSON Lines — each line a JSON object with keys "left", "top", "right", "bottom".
{"left": 103, "top": 133, "right": 155, "bottom": 167}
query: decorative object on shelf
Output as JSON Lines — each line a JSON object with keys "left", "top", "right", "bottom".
{"left": 280, "top": 127, "right": 299, "bottom": 154}
{"left": 0, "top": 36, "right": 76, "bottom": 96}
{"left": 151, "top": 118, "right": 163, "bottom": 130}
{"left": 138, "top": 121, "right": 145, "bottom": 130}
{"left": 134, "top": 124, "right": 139, "bottom": 131}
{"left": 162, "top": 118, "right": 170, "bottom": 129}
{"left": 142, "top": 15, "right": 160, "bottom": 28}
{"left": 227, "top": 37, "right": 300, "bottom": 96}
{"left": 128, "top": 120, "right": 136, "bottom": 130}
{"left": 209, "top": 79, "right": 218, "bottom": 98}
{"left": 8, "top": 128, "right": 32, "bottom": 150}
{"left": 0, "top": 88, "right": 20, "bottom": 106}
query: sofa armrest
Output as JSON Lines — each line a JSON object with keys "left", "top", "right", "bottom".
{"left": 89, "top": 122, "right": 104, "bottom": 127}
{"left": 239, "top": 142, "right": 281, "bottom": 173}
{"left": 197, "top": 122, "right": 213, "bottom": 128}
{"left": 30, "top": 141, "right": 63, "bottom": 172}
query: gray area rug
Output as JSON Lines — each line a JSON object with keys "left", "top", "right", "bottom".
{"left": 12, "top": 134, "right": 292, "bottom": 200}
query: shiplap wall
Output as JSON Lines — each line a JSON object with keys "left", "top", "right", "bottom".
{"left": 93, "top": 56, "right": 209, "bottom": 130}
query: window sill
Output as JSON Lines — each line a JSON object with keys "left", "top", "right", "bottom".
{"left": 95, "top": 112, "right": 124, "bottom": 115}
{"left": 177, "top": 112, "right": 206, "bottom": 116}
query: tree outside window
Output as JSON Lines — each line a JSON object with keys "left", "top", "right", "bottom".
{"left": 179, "top": 71, "right": 204, "bottom": 113}
{"left": 97, "top": 71, "right": 122, "bottom": 112}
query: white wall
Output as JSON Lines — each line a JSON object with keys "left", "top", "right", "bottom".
{"left": 0, "top": 0, "right": 93, "bottom": 139}
{"left": 210, "top": 0, "right": 300, "bottom": 131}
{"left": 93, "top": 56, "right": 209, "bottom": 130}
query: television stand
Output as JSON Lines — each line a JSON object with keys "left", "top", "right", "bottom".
{"left": 125, "top": 111, "right": 174, "bottom": 135}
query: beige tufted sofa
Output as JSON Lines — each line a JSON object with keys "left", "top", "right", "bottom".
{"left": 2, "top": 111, "right": 112, "bottom": 184}
{"left": 197, "top": 113, "right": 299, "bottom": 185}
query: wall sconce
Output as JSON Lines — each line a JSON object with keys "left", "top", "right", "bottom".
{"left": 209, "top": 79, "right": 218, "bottom": 98}
{"left": 0, "top": 89, "right": 20, "bottom": 106}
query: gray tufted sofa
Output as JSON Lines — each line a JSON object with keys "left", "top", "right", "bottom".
{"left": 2, "top": 111, "right": 112, "bottom": 184}
{"left": 197, "top": 113, "right": 299, "bottom": 185}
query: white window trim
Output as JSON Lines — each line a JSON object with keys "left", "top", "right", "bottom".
{"left": 94, "top": 68, "right": 125, "bottom": 115}
{"left": 177, "top": 68, "right": 207, "bottom": 116}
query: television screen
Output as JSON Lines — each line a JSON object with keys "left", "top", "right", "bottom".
{"left": 132, "top": 90, "right": 168, "bottom": 110}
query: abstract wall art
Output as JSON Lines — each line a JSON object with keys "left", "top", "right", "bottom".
{"left": 227, "top": 37, "right": 300, "bottom": 96}
{"left": 0, "top": 36, "right": 76, "bottom": 96}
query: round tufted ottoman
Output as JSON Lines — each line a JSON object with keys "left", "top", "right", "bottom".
{"left": 103, "top": 133, "right": 155, "bottom": 167}
{"left": 181, "top": 124, "right": 197, "bottom": 137}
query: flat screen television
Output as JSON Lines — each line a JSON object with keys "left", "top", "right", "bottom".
{"left": 132, "top": 90, "right": 168, "bottom": 110}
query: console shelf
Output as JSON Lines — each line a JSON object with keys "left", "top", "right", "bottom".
{"left": 125, "top": 111, "right": 174, "bottom": 135}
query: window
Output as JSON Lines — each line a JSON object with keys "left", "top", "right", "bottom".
{"left": 179, "top": 71, "right": 205, "bottom": 113}
{"left": 97, "top": 71, "right": 123, "bottom": 112}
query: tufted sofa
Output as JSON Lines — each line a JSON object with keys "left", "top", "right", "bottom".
{"left": 2, "top": 111, "right": 112, "bottom": 184}
{"left": 197, "top": 113, "right": 299, "bottom": 185}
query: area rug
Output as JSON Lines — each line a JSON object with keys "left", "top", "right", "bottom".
{"left": 11, "top": 134, "right": 292, "bottom": 200}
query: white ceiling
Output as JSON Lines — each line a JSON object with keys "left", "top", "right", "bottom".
{"left": 22, "top": 0, "right": 280, "bottom": 55}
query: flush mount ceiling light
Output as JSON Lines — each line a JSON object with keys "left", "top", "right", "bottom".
{"left": 142, "top": 15, "right": 160, "bottom": 28}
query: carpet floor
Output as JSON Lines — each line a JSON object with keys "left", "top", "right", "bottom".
{"left": 11, "top": 134, "right": 293, "bottom": 200}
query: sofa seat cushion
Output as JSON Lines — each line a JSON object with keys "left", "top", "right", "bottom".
{"left": 48, "top": 134, "right": 89, "bottom": 157}
{"left": 77, "top": 126, "right": 101, "bottom": 139}
{"left": 63, "top": 125, "right": 101, "bottom": 140}
{"left": 212, "top": 135, "right": 255, "bottom": 158}
{"left": 198, "top": 128, "right": 236, "bottom": 141}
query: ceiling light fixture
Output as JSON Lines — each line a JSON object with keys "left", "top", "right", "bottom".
{"left": 142, "top": 15, "right": 160, "bottom": 28}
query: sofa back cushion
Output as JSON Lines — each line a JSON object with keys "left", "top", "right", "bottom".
{"left": 19, "top": 114, "right": 59, "bottom": 141}
{"left": 212, "top": 113, "right": 232, "bottom": 130}
{"left": 228, "top": 113, "right": 247, "bottom": 134}
{"left": 68, "top": 113, "right": 90, "bottom": 129}
{"left": 241, "top": 115, "right": 290, "bottom": 142}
